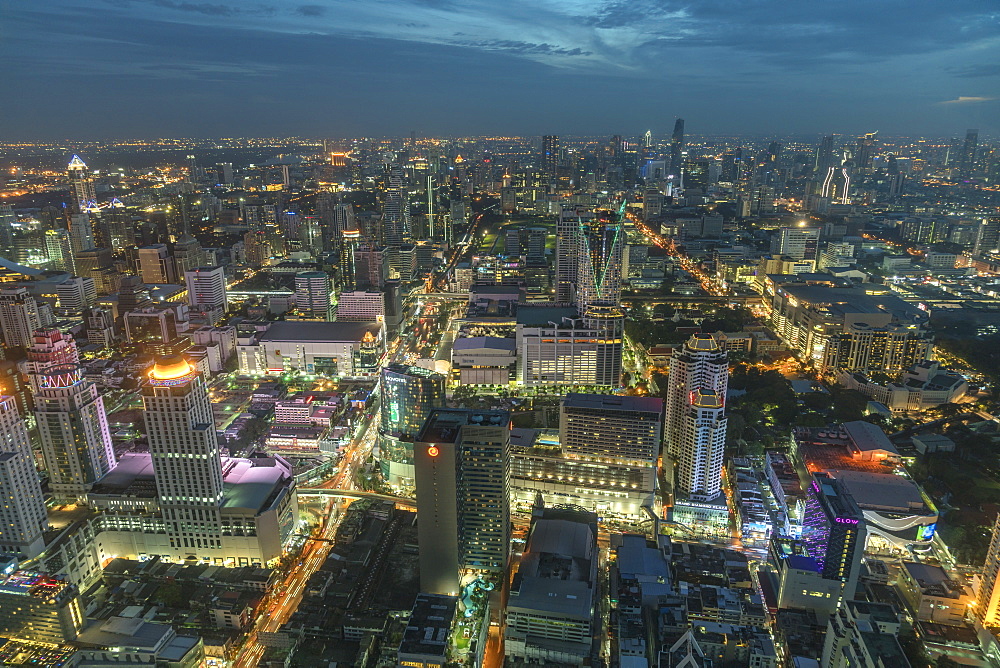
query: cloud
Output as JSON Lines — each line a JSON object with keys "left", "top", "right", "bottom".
{"left": 938, "top": 96, "right": 997, "bottom": 105}
{"left": 295, "top": 4, "right": 325, "bottom": 16}
{"left": 947, "top": 64, "right": 1000, "bottom": 79}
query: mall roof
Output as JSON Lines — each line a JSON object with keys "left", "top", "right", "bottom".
{"left": 843, "top": 421, "right": 899, "bottom": 457}
{"left": 827, "top": 470, "right": 931, "bottom": 515}
{"left": 259, "top": 320, "right": 380, "bottom": 342}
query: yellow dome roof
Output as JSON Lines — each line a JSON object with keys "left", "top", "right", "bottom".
{"left": 150, "top": 355, "right": 193, "bottom": 380}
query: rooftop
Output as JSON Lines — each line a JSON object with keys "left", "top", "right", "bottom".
{"left": 258, "top": 320, "right": 380, "bottom": 343}
{"left": 398, "top": 593, "right": 457, "bottom": 659}
{"left": 843, "top": 421, "right": 899, "bottom": 456}
{"left": 417, "top": 409, "right": 509, "bottom": 444}
{"left": 828, "top": 470, "right": 932, "bottom": 515}
{"left": 562, "top": 392, "right": 664, "bottom": 414}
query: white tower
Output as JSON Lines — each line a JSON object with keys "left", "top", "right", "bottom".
{"left": 0, "top": 396, "right": 48, "bottom": 558}
{"left": 142, "top": 355, "right": 225, "bottom": 556}
{"left": 67, "top": 155, "right": 96, "bottom": 214}
{"left": 34, "top": 365, "right": 117, "bottom": 504}
{"left": 0, "top": 287, "right": 42, "bottom": 350}
{"left": 664, "top": 334, "right": 729, "bottom": 502}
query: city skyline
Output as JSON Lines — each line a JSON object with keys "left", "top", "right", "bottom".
{"left": 7, "top": 0, "right": 1000, "bottom": 139}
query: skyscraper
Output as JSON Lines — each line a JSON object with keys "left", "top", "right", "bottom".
{"left": 974, "top": 216, "right": 1000, "bottom": 255}
{"left": 0, "top": 395, "right": 48, "bottom": 559}
{"left": 772, "top": 226, "right": 821, "bottom": 262}
{"left": 669, "top": 118, "right": 685, "bottom": 178}
{"left": 977, "top": 513, "right": 1000, "bottom": 626}
{"left": 414, "top": 409, "right": 510, "bottom": 596}
{"left": 184, "top": 266, "right": 228, "bottom": 313}
{"left": 542, "top": 135, "right": 559, "bottom": 182}
{"left": 801, "top": 472, "right": 866, "bottom": 598}
{"left": 959, "top": 129, "right": 979, "bottom": 179}
{"left": 560, "top": 393, "right": 663, "bottom": 464}
{"left": 33, "top": 364, "right": 116, "bottom": 504}
{"left": 136, "top": 244, "right": 177, "bottom": 284}
{"left": 0, "top": 287, "right": 42, "bottom": 350}
{"left": 24, "top": 328, "right": 79, "bottom": 391}
{"left": 855, "top": 132, "right": 878, "bottom": 173}
{"left": 814, "top": 135, "right": 836, "bottom": 174}
{"left": 143, "top": 355, "right": 225, "bottom": 554}
{"left": 294, "top": 271, "right": 333, "bottom": 321}
{"left": 382, "top": 165, "right": 411, "bottom": 274}
{"left": 379, "top": 364, "right": 445, "bottom": 489}
{"left": 576, "top": 207, "right": 625, "bottom": 316}
{"left": 555, "top": 207, "right": 582, "bottom": 303}
{"left": 664, "top": 334, "right": 729, "bottom": 502}
{"left": 67, "top": 155, "right": 96, "bottom": 213}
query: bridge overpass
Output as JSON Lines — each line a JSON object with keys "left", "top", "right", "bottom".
{"left": 297, "top": 488, "right": 416, "bottom": 507}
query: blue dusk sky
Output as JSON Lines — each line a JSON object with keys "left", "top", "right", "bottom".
{"left": 5, "top": 0, "right": 1000, "bottom": 138}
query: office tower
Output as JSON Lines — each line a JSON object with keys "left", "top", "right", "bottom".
{"left": 354, "top": 244, "right": 389, "bottom": 290}
{"left": 184, "top": 266, "right": 227, "bottom": 312}
{"left": 669, "top": 118, "right": 685, "bottom": 178}
{"left": 173, "top": 234, "right": 206, "bottom": 278}
{"left": 664, "top": 334, "right": 729, "bottom": 502}
{"left": 524, "top": 227, "right": 546, "bottom": 261}
{"left": 85, "top": 307, "right": 117, "bottom": 349}
{"left": 0, "top": 204, "right": 14, "bottom": 257}
{"left": 814, "top": 135, "right": 836, "bottom": 174}
{"left": 338, "top": 229, "right": 361, "bottom": 289}
{"left": 977, "top": 514, "right": 1000, "bottom": 625}
{"left": 67, "top": 155, "right": 96, "bottom": 213}
{"left": 33, "top": 364, "right": 116, "bottom": 504}
{"left": 505, "top": 507, "right": 598, "bottom": 665}
{"left": 577, "top": 206, "right": 625, "bottom": 322}
{"left": 414, "top": 409, "right": 510, "bottom": 596}
{"left": 382, "top": 165, "right": 411, "bottom": 247}
{"left": 855, "top": 132, "right": 878, "bottom": 173}
{"left": 766, "top": 141, "right": 783, "bottom": 164}
{"left": 555, "top": 207, "right": 583, "bottom": 303}
{"left": 379, "top": 364, "right": 445, "bottom": 488}
{"left": 143, "top": 355, "right": 225, "bottom": 553}
{"left": 45, "top": 229, "right": 73, "bottom": 272}
{"left": 682, "top": 159, "right": 710, "bottom": 191}
{"left": 0, "top": 396, "right": 48, "bottom": 558}
{"left": 294, "top": 271, "right": 332, "bottom": 320}
{"left": 505, "top": 227, "right": 522, "bottom": 257}
{"left": 821, "top": 165, "right": 851, "bottom": 204}
{"left": 643, "top": 188, "right": 664, "bottom": 221}
{"left": 974, "top": 216, "right": 1000, "bottom": 255}
{"left": 24, "top": 328, "right": 80, "bottom": 387}
{"left": 0, "top": 287, "right": 42, "bottom": 350}
{"left": 644, "top": 129, "right": 653, "bottom": 148}
{"left": 772, "top": 226, "right": 821, "bottom": 262}
{"left": 426, "top": 174, "right": 436, "bottom": 237}
{"left": 802, "top": 472, "right": 866, "bottom": 597}
{"left": 0, "top": 571, "right": 84, "bottom": 643}
{"left": 136, "top": 244, "right": 177, "bottom": 284}
{"left": 55, "top": 276, "right": 96, "bottom": 317}
{"left": 116, "top": 274, "right": 152, "bottom": 315}
{"left": 243, "top": 230, "right": 270, "bottom": 268}
{"left": 959, "top": 129, "right": 979, "bottom": 178}
{"left": 68, "top": 213, "right": 95, "bottom": 257}
{"left": 542, "top": 135, "right": 560, "bottom": 181}
{"left": 215, "top": 162, "right": 234, "bottom": 186}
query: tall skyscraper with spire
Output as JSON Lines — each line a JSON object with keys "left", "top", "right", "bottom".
{"left": 664, "top": 334, "right": 729, "bottom": 502}
{"left": 382, "top": 165, "right": 411, "bottom": 276}
{"left": 67, "top": 155, "right": 96, "bottom": 213}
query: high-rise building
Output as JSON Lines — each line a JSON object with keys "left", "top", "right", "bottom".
{"left": 959, "top": 129, "right": 979, "bottom": 178}
{"left": 414, "top": 409, "right": 510, "bottom": 596}
{"left": 143, "top": 355, "right": 225, "bottom": 552}
{"left": 55, "top": 276, "right": 96, "bottom": 317}
{"left": 669, "top": 118, "right": 685, "bottom": 178}
{"left": 136, "top": 244, "right": 177, "bottom": 284}
{"left": 555, "top": 207, "right": 585, "bottom": 303}
{"left": 772, "top": 226, "right": 821, "bottom": 262}
{"left": 0, "top": 395, "right": 48, "bottom": 559}
{"left": 802, "top": 472, "right": 866, "bottom": 598}
{"left": 542, "top": 135, "right": 560, "bottom": 181}
{"left": 45, "top": 229, "right": 74, "bottom": 273}
{"left": 0, "top": 570, "right": 84, "bottom": 643}
{"left": 560, "top": 393, "right": 663, "bottom": 465}
{"left": 855, "top": 132, "right": 878, "bottom": 173}
{"left": 23, "top": 328, "right": 79, "bottom": 390}
{"left": 33, "top": 364, "right": 116, "bottom": 504}
{"left": 0, "top": 204, "right": 14, "bottom": 257}
{"left": 977, "top": 513, "right": 1000, "bottom": 626}
{"left": 172, "top": 234, "right": 206, "bottom": 278}
{"left": 664, "top": 334, "right": 729, "bottom": 502}
{"left": 383, "top": 165, "right": 411, "bottom": 273}
{"left": 0, "top": 287, "right": 42, "bottom": 350}
{"left": 576, "top": 207, "right": 625, "bottom": 317}
{"left": 974, "top": 216, "right": 1000, "bottom": 255}
{"left": 682, "top": 159, "right": 711, "bottom": 191}
{"left": 814, "top": 135, "right": 837, "bottom": 174}
{"left": 353, "top": 244, "right": 389, "bottom": 290}
{"left": 294, "top": 271, "right": 332, "bottom": 321}
{"left": 379, "top": 364, "right": 445, "bottom": 489}
{"left": 184, "top": 266, "right": 228, "bottom": 313}
{"left": 67, "top": 213, "right": 95, "bottom": 257}
{"left": 67, "top": 155, "right": 96, "bottom": 213}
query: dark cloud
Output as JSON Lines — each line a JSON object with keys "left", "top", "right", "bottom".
{"left": 454, "top": 39, "right": 592, "bottom": 57}
{"left": 948, "top": 64, "right": 1000, "bottom": 79}
{"left": 295, "top": 4, "right": 326, "bottom": 16}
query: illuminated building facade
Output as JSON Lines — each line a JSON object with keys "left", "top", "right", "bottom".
{"left": 0, "top": 287, "right": 42, "bottom": 350}
{"left": 414, "top": 409, "right": 510, "bottom": 596}
{"left": 67, "top": 155, "right": 96, "bottom": 214}
{"left": 977, "top": 513, "right": 1000, "bottom": 626}
{"left": 379, "top": 364, "right": 445, "bottom": 489}
{"left": 801, "top": 473, "right": 865, "bottom": 598}
{"left": 33, "top": 365, "right": 116, "bottom": 504}
{"left": 0, "top": 571, "right": 84, "bottom": 643}
{"left": 664, "top": 334, "right": 729, "bottom": 502}
{"left": 23, "top": 328, "right": 79, "bottom": 390}
{"left": 294, "top": 271, "right": 332, "bottom": 321}
{"left": 0, "top": 396, "right": 48, "bottom": 559}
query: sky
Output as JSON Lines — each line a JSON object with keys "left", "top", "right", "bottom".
{"left": 5, "top": 0, "right": 1000, "bottom": 139}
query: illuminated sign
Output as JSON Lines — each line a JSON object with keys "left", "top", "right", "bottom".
{"left": 917, "top": 523, "right": 936, "bottom": 541}
{"left": 835, "top": 517, "right": 859, "bottom": 524}
{"left": 427, "top": 445, "right": 439, "bottom": 457}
